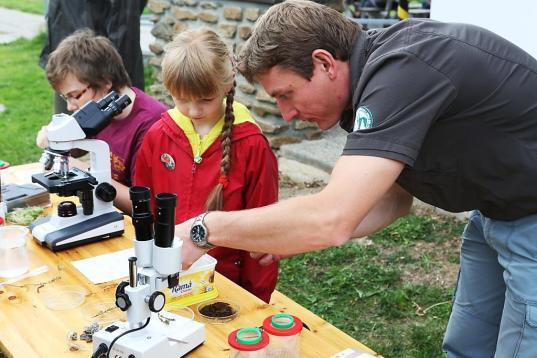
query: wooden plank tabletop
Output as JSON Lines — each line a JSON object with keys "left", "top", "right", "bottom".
{"left": 0, "top": 163, "right": 378, "bottom": 357}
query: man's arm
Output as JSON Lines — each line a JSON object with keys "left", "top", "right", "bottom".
{"left": 177, "top": 155, "right": 405, "bottom": 267}
{"left": 351, "top": 183, "right": 413, "bottom": 238}
{"left": 251, "top": 182, "right": 412, "bottom": 266}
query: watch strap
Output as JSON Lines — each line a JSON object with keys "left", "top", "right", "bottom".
{"left": 192, "top": 212, "right": 215, "bottom": 249}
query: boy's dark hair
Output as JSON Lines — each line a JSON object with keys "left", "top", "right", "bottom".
{"left": 45, "top": 29, "right": 131, "bottom": 93}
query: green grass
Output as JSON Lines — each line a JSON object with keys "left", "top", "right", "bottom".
{"left": 0, "top": 0, "right": 44, "bottom": 14}
{"left": 0, "top": 34, "right": 52, "bottom": 165}
{"left": 277, "top": 214, "right": 464, "bottom": 357}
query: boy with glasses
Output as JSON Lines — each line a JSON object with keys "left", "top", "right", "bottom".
{"left": 36, "top": 29, "right": 167, "bottom": 213}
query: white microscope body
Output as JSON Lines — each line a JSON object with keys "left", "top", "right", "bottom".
{"left": 31, "top": 92, "right": 128, "bottom": 250}
{"left": 92, "top": 189, "right": 205, "bottom": 357}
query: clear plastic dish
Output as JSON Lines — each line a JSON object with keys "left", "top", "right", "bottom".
{"left": 196, "top": 299, "right": 240, "bottom": 324}
{"left": 164, "top": 302, "right": 195, "bottom": 321}
{"left": 39, "top": 284, "right": 87, "bottom": 310}
{"left": 81, "top": 298, "right": 125, "bottom": 326}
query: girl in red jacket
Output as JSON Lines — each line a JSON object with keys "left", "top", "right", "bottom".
{"left": 134, "top": 28, "right": 279, "bottom": 302}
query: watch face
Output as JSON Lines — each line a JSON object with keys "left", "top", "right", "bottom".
{"left": 191, "top": 225, "right": 206, "bottom": 243}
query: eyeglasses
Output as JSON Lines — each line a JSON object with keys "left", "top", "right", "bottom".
{"left": 59, "top": 85, "right": 90, "bottom": 104}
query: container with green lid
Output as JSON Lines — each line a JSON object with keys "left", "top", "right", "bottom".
{"left": 228, "top": 327, "right": 269, "bottom": 357}
{"left": 262, "top": 313, "right": 303, "bottom": 357}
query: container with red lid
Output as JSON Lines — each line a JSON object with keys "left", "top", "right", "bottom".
{"left": 262, "top": 313, "right": 303, "bottom": 357}
{"left": 228, "top": 327, "right": 270, "bottom": 357}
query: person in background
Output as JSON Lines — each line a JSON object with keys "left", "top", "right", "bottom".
{"left": 175, "top": 1, "right": 537, "bottom": 356}
{"left": 40, "top": 0, "right": 147, "bottom": 114}
{"left": 134, "top": 28, "right": 279, "bottom": 303}
{"left": 36, "top": 29, "right": 167, "bottom": 213}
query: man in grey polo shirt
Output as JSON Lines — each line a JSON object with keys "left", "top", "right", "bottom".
{"left": 176, "top": 0, "right": 537, "bottom": 355}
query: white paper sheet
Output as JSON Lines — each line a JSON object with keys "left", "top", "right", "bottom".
{"left": 72, "top": 248, "right": 134, "bottom": 284}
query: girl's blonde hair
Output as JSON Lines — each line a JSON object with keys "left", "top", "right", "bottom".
{"left": 162, "top": 28, "right": 236, "bottom": 212}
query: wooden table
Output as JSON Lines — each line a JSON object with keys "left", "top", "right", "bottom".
{"left": 0, "top": 163, "right": 378, "bottom": 357}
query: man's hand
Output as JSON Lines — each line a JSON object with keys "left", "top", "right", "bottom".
{"left": 36, "top": 125, "right": 49, "bottom": 148}
{"left": 175, "top": 218, "right": 205, "bottom": 270}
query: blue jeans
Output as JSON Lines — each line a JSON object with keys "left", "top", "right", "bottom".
{"left": 443, "top": 211, "right": 537, "bottom": 357}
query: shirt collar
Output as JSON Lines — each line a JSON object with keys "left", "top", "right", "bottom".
{"left": 340, "top": 28, "right": 377, "bottom": 132}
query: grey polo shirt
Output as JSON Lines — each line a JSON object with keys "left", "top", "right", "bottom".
{"left": 340, "top": 19, "right": 537, "bottom": 220}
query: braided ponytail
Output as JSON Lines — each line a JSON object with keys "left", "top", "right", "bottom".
{"left": 205, "top": 81, "right": 236, "bottom": 211}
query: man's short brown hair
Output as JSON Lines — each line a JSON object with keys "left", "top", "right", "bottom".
{"left": 45, "top": 29, "right": 131, "bottom": 92}
{"left": 238, "top": 0, "right": 360, "bottom": 82}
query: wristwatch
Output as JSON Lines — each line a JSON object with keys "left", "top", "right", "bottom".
{"left": 190, "top": 212, "right": 215, "bottom": 249}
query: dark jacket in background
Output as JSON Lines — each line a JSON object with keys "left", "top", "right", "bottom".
{"left": 40, "top": 0, "right": 147, "bottom": 91}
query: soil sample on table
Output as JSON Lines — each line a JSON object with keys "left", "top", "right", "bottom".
{"left": 199, "top": 301, "right": 235, "bottom": 317}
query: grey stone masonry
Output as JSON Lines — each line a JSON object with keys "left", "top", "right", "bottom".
{"left": 147, "top": 0, "right": 343, "bottom": 144}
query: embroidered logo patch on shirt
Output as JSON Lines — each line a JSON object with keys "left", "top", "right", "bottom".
{"left": 160, "top": 153, "right": 175, "bottom": 170}
{"left": 353, "top": 106, "right": 373, "bottom": 131}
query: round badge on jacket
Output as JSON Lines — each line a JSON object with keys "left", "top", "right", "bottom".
{"left": 160, "top": 153, "right": 175, "bottom": 170}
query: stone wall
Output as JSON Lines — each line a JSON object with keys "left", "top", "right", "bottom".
{"left": 147, "top": 0, "right": 335, "bottom": 148}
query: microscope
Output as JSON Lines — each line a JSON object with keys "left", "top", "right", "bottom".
{"left": 92, "top": 187, "right": 205, "bottom": 358}
{"left": 30, "top": 92, "right": 129, "bottom": 251}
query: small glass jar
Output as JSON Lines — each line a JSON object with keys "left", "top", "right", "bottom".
{"left": 262, "top": 313, "right": 303, "bottom": 358}
{"left": 228, "top": 327, "right": 269, "bottom": 357}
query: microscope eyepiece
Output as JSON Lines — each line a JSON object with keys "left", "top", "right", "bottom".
{"left": 106, "top": 95, "right": 131, "bottom": 116}
{"left": 155, "top": 193, "right": 176, "bottom": 209}
{"left": 154, "top": 193, "right": 177, "bottom": 248}
{"left": 73, "top": 91, "right": 131, "bottom": 137}
{"left": 130, "top": 186, "right": 151, "bottom": 207}
{"left": 129, "top": 186, "right": 153, "bottom": 242}
{"left": 96, "top": 91, "right": 119, "bottom": 110}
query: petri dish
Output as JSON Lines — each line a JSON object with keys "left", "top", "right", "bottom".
{"left": 164, "top": 302, "right": 195, "bottom": 321}
{"left": 81, "top": 298, "right": 125, "bottom": 326}
{"left": 196, "top": 299, "right": 240, "bottom": 324}
{"left": 40, "top": 284, "right": 87, "bottom": 310}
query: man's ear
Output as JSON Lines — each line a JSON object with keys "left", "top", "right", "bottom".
{"left": 311, "top": 49, "right": 337, "bottom": 79}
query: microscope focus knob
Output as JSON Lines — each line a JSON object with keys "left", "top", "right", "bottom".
{"left": 115, "top": 281, "right": 131, "bottom": 312}
{"left": 116, "top": 294, "right": 131, "bottom": 312}
{"left": 95, "top": 182, "right": 116, "bottom": 202}
{"left": 58, "top": 201, "right": 77, "bottom": 217}
{"left": 148, "top": 291, "right": 166, "bottom": 313}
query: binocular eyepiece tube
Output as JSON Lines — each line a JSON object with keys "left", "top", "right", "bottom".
{"left": 106, "top": 95, "right": 131, "bottom": 117}
{"left": 129, "top": 187, "right": 177, "bottom": 248}
{"left": 154, "top": 193, "right": 177, "bottom": 248}
{"left": 129, "top": 186, "right": 153, "bottom": 242}
{"left": 96, "top": 91, "right": 119, "bottom": 110}
{"left": 96, "top": 91, "right": 131, "bottom": 117}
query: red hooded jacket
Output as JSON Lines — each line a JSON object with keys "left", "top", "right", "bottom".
{"left": 134, "top": 108, "right": 279, "bottom": 302}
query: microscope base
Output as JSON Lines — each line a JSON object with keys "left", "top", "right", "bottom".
{"left": 31, "top": 211, "right": 124, "bottom": 251}
{"left": 92, "top": 312, "right": 205, "bottom": 357}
